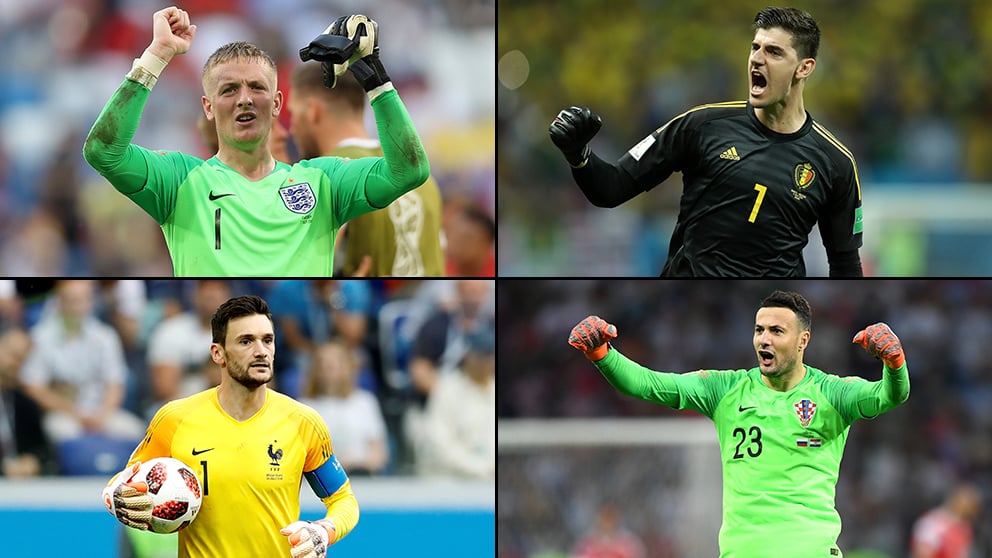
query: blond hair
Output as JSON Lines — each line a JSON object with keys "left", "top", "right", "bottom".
{"left": 202, "top": 41, "right": 277, "bottom": 78}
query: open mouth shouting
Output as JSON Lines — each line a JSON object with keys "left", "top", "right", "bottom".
{"left": 750, "top": 68, "right": 768, "bottom": 98}
{"left": 757, "top": 349, "right": 774, "bottom": 368}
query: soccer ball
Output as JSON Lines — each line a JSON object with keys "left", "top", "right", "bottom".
{"left": 137, "top": 457, "right": 203, "bottom": 534}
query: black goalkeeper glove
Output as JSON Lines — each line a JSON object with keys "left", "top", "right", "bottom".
{"left": 300, "top": 14, "right": 390, "bottom": 92}
{"left": 549, "top": 105, "right": 602, "bottom": 168}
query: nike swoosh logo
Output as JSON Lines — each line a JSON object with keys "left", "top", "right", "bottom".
{"left": 738, "top": 405, "right": 757, "bottom": 412}
{"left": 209, "top": 192, "right": 236, "bottom": 201}
{"left": 191, "top": 447, "right": 215, "bottom": 456}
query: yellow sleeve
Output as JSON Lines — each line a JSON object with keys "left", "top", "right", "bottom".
{"left": 105, "top": 400, "right": 179, "bottom": 486}
{"left": 322, "top": 481, "right": 360, "bottom": 543}
{"left": 299, "top": 404, "right": 360, "bottom": 544}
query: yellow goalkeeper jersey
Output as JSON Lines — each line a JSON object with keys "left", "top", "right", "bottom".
{"left": 126, "top": 386, "right": 357, "bottom": 558}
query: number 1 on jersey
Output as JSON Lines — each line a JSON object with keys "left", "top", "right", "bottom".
{"left": 749, "top": 183, "right": 767, "bottom": 223}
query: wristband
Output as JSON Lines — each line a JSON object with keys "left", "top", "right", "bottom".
{"left": 586, "top": 343, "right": 609, "bottom": 361}
{"left": 366, "top": 81, "right": 395, "bottom": 102}
{"left": 126, "top": 50, "right": 168, "bottom": 89}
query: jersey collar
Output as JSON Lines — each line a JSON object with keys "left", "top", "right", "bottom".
{"left": 747, "top": 102, "right": 813, "bottom": 142}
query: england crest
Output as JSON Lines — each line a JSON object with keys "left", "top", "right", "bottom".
{"left": 279, "top": 182, "right": 316, "bottom": 214}
{"left": 794, "top": 398, "right": 817, "bottom": 428}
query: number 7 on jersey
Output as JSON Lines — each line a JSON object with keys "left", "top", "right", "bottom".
{"left": 749, "top": 183, "right": 768, "bottom": 223}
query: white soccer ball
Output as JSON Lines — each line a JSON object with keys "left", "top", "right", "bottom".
{"left": 136, "top": 457, "right": 203, "bottom": 533}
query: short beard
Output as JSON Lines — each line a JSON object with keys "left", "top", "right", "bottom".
{"left": 228, "top": 358, "right": 272, "bottom": 389}
{"left": 760, "top": 354, "right": 797, "bottom": 378}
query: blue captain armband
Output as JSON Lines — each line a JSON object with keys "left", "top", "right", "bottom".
{"left": 304, "top": 454, "right": 349, "bottom": 498}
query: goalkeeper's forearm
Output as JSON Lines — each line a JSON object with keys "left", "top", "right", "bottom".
{"left": 364, "top": 89, "right": 431, "bottom": 208}
{"left": 321, "top": 486, "right": 360, "bottom": 543}
{"left": 82, "top": 79, "right": 154, "bottom": 195}
{"left": 572, "top": 153, "right": 644, "bottom": 208}
{"left": 855, "top": 361, "right": 910, "bottom": 418}
{"left": 881, "top": 360, "right": 910, "bottom": 406}
{"left": 592, "top": 348, "right": 683, "bottom": 407}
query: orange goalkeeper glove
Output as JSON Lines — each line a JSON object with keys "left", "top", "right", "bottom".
{"left": 568, "top": 315, "right": 617, "bottom": 361}
{"left": 853, "top": 322, "right": 905, "bottom": 369}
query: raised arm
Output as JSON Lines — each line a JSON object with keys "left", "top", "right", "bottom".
{"left": 82, "top": 6, "right": 196, "bottom": 192}
{"left": 300, "top": 15, "right": 430, "bottom": 208}
{"left": 568, "top": 315, "right": 734, "bottom": 417}
{"left": 549, "top": 106, "right": 660, "bottom": 208}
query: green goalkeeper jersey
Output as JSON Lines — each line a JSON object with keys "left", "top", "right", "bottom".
{"left": 593, "top": 349, "right": 910, "bottom": 558}
{"left": 83, "top": 79, "right": 429, "bottom": 276}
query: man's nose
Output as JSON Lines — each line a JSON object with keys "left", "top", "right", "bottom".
{"left": 238, "top": 88, "right": 253, "bottom": 106}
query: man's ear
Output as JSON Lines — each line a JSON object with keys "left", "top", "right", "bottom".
{"left": 202, "top": 95, "right": 214, "bottom": 121}
{"left": 272, "top": 89, "right": 283, "bottom": 117}
{"left": 796, "top": 57, "right": 816, "bottom": 80}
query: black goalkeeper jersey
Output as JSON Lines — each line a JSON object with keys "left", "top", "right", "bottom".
{"left": 617, "top": 101, "right": 862, "bottom": 277}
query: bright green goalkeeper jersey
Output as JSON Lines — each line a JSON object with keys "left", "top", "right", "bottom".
{"left": 83, "top": 79, "right": 429, "bottom": 276}
{"left": 593, "top": 349, "right": 910, "bottom": 558}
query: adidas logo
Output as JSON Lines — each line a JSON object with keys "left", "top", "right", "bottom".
{"left": 719, "top": 146, "right": 740, "bottom": 161}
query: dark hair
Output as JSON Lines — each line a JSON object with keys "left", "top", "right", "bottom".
{"left": 290, "top": 61, "right": 366, "bottom": 114}
{"left": 211, "top": 295, "right": 273, "bottom": 344}
{"left": 759, "top": 290, "right": 811, "bottom": 331}
{"left": 203, "top": 41, "right": 277, "bottom": 78}
{"left": 462, "top": 205, "right": 496, "bottom": 242}
{"left": 753, "top": 7, "right": 820, "bottom": 60}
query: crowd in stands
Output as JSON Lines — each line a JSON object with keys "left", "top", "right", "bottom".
{"left": 0, "top": 0, "right": 494, "bottom": 275}
{"left": 0, "top": 279, "right": 494, "bottom": 481}
{"left": 498, "top": 279, "right": 992, "bottom": 557}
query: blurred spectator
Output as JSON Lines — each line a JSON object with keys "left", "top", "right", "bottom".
{"left": 444, "top": 201, "right": 495, "bottom": 277}
{"left": 301, "top": 339, "right": 389, "bottom": 476}
{"left": 571, "top": 504, "right": 646, "bottom": 558}
{"left": 19, "top": 280, "right": 144, "bottom": 443}
{"left": 910, "top": 483, "right": 982, "bottom": 558}
{"left": 0, "top": 327, "right": 52, "bottom": 477}
{"left": 409, "top": 279, "right": 494, "bottom": 404}
{"left": 289, "top": 65, "right": 446, "bottom": 278}
{"left": 266, "top": 280, "right": 371, "bottom": 398}
{"left": 419, "top": 323, "right": 494, "bottom": 479}
{"left": 145, "top": 280, "right": 230, "bottom": 416}
{"left": 0, "top": 280, "right": 21, "bottom": 330}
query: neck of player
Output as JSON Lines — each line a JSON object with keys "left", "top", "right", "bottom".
{"left": 754, "top": 94, "right": 807, "bottom": 134}
{"left": 217, "top": 377, "right": 267, "bottom": 421}
{"left": 761, "top": 363, "right": 807, "bottom": 392}
{"left": 317, "top": 120, "right": 370, "bottom": 156}
{"left": 217, "top": 143, "right": 276, "bottom": 181}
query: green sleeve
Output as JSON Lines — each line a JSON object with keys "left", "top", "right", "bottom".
{"left": 824, "top": 362, "right": 910, "bottom": 423}
{"left": 592, "top": 348, "right": 741, "bottom": 418}
{"left": 82, "top": 79, "right": 197, "bottom": 223}
{"left": 364, "top": 88, "right": 431, "bottom": 208}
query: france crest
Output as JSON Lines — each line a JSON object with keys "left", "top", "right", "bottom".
{"left": 279, "top": 182, "right": 316, "bottom": 214}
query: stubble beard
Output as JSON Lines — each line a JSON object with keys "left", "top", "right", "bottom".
{"left": 228, "top": 358, "right": 273, "bottom": 389}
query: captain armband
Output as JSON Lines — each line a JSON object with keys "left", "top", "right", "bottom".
{"left": 126, "top": 50, "right": 168, "bottom": 90}
{"left": 304, "top": 454, "right": 349, "bottom": 498}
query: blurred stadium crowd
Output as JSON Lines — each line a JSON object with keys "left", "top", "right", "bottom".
{"left": 498, "top": 280, "right": 992, "bottom": 557}
{"left": 498, "top": 0, "right": 992, "bottom": 275}
{"left": 0, "top": 279, "right": 495, "bottom": 482}
{"left": 0, "top": 0, "right": 494, "bottom": 275}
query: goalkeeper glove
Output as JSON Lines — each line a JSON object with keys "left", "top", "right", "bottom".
{"left": 280, "top": 520, "right": 337, "bottom": 558}
{"left": 568, "top": 315, "right": 617, "bottom": 361}
{"left": 549, "top": 105, "right": 602, "bottom": 168}
{"left": 101, "top": 461, "right": 154, "bottom": 530}
{"left": 299, "top": 15, "right": 390, "bottom": 92}
{"left": 853, "top": 322, "right": 905, "bottom": 369}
